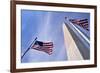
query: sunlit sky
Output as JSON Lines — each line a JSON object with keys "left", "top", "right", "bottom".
{"left": 21, "top": 10, "right": 90, "bottom": 63}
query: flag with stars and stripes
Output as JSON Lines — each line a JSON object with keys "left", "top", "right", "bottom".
{"left": 69, "top": 19, "right": 89, "bottom": 31}
{"left": 31, "top": 40, "right": 53, "bottom": 55}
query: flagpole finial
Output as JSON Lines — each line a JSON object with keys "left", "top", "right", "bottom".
{"left": 35, "top": 37, "right": 37, "bottom": 41}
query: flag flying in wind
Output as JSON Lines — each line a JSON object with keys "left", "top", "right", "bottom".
{"left": 69, "top": 19, "right": 89, "bottom": 31}
{"left": 31, "top": 40, "right": 53, "bottom": 55}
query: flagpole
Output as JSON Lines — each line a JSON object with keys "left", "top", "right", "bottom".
{"left": 21, "top": 37, "right": 37, "bottom": 60}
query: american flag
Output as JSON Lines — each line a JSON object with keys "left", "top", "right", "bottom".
{"left": 69, "top": 19, "right": 89, "bottom": 31}
{"left": 32, "top": 41, "right": 53, "bottom": 55}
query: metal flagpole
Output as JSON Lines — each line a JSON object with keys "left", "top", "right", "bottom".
{"left": 21, "top": 37, "right": 37, "bottom": 60}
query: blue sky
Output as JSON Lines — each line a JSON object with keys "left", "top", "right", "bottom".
{"left": 21, "top": 10, "right": 90, "bottom": 63}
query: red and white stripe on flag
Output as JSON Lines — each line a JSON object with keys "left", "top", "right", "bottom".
{"left": 69, "top": 19, "right": 89, "bottom": 31}
{"left": 32, "top": 41, "right": 53, "bottom": 55}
